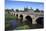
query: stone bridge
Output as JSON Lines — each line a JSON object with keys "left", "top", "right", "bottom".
{"left": 10, "top": 11, "right": 44, "bottom": 24}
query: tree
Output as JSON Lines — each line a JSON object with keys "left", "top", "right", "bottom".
{"left": 34, "top": 9, "right": 40, "bottom": 12}
{"left": 16, "top": 9, "right": 19, "bottom": 12}
{"left": 11, "top": 9, "right": 14, "bottom": 12}
{"left": 30, "top": 7, "right": 33, "bottom": 10}
{"left": 24, "top": 7, "right": 28, "bottom": 11}
{"left": 5, "top": 9, "right": 9, "bottom": 12}
{"left": 5, "top": 9, "right": 13, "bottom": 12}
{"left": 5, "top": 9, "right": 10, "bottom": 14}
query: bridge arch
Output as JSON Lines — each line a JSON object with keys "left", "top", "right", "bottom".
{"left": 16, "top": 14, "right": 18, "bottom": 16}
{"left": 15, "top": 14, "right": 18, "bottom": 20}
{"left": 36, "top": 16, "right": 43, "bottom": 25}
{"left": 25, "top": 15, "right": 32, "bottom": 24}
{"left": 20, "top": 14, "right": 23, "bottom": 20}
{"left": 10, "top": 12, "right": 44, "bottom": 24}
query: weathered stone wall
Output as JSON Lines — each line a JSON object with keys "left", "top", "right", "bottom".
{"left": 10, "top": 12, "right": 44, "bottom": 24}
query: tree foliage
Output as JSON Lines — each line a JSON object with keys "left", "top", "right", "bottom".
{"left": 5, "top": 9, "right": 14, "bottom": 12}
{"left": 34, "top": 9, "right": 40, "bottom": 12}
{"left": 16, "top": 9, "right": 19, "bottom": 12}
{"left": 11, "top": 9, "right": 14, "bottom": 12}
{"left": 24, "top": 7, "right": 28, "bottom": 11}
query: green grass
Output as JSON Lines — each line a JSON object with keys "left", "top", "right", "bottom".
{"left": 5, "top": 13, "right": 16, "bottom": 21}
{"left": 16, "top": 24, "right": 30, "bottom": 30}
{"left": 5, "top": 16, "right": 16, "bottom": 20}
{"left": 5, "top": 12, "right": 17, "bottom": 30}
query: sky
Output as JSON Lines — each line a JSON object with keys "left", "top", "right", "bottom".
{"left": 5, "top": 0, "right": 44, "bottom": 10}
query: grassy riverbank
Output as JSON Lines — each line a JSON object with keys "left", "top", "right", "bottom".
{"left": 5, "top": 13, "right": 16, "bottom": 21}
{"left": 5, "top": 12, "right": 30, "bottom": 30}
{"left": 5, "top": 12, "right": 16, "bottom": 30}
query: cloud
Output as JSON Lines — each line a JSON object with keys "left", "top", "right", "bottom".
{"left": 9, "top": 0, "right": 44, "bottom": 2}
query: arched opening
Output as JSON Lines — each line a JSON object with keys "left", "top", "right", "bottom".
{"left": 25, "top": 15, "right": 32, "bottom": 28}
{"left": 14, "top": 14, "right": 15, "bottom": 16}
{"left": 36, "top": 17, "right": 44, "bottom": 25}
{"left": 25, "top": 16, "right": 32, "bottom": 24}
{"left": 20, "top": 14, "right": 23, "bottom": 24}
{"left": 12, "top": 13, "right": 13, "bottom": 15}
{"left": 20, "top": 14, "right": 23, "bottom": 20}
{"left": 16, "top": 14, "right": 18, "bottom": 20}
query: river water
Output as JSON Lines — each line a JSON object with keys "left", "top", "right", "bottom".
{"left": 6, "top": 19, "right": 43, "bottom": 31}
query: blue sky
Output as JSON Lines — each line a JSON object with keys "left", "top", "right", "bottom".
{"left": 5, "top": 0, "right": 44, "bottom": 10}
